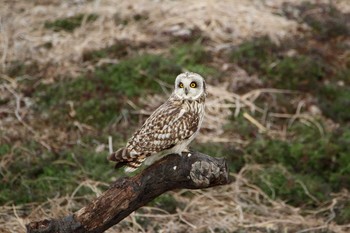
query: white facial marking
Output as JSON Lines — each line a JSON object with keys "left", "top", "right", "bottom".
{"left": 188, "top": 153, "right": 192, "bottom": 157}
{"left": 174, "top": 72, "right": 206, "bottom": 100}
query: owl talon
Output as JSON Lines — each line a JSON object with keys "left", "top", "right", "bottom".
{"left": 183, "top": 148, "right": 191, "bottom": 153}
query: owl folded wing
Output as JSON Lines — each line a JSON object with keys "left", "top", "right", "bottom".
{"left": 127, "top": 106, "right": 200, "bottom": 154}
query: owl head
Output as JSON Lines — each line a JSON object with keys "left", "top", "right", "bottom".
{"left": 174, "top": 72, "right": 206, "bottom": 100}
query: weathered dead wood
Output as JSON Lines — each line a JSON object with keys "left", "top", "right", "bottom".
{"left": 26, "top": 151, "right": 230, "bottom": 233}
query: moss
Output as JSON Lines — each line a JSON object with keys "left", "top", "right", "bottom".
{"left": 44, "top": 13, "right": 98, "bottom": 32}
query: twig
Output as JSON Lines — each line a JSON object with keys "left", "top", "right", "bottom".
{"left": 243, "top": 112, "right": 267, "bottom": 133}
{"left": 296, "top": 180, "right": 320, "bottom": 204}
{"left": 108, "top": 136, "right": 113, "bottom": 154}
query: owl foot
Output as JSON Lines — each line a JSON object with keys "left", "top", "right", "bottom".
{"left": 184, "top": 148, "right": 191, "bottom": 153}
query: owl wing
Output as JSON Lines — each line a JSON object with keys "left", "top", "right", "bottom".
{"left": 108, "top": 100, "right": 200, "bottom": 171}
{"left": 127, "top": 102, "right": 199, "bottom": 154}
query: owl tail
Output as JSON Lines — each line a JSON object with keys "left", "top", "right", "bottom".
{"left": 108, "top": 147, "right": 145, "bottom": 172}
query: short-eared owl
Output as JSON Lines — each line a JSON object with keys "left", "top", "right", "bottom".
{"left": 108, "top": 72, "right": 206, "bottom": 172}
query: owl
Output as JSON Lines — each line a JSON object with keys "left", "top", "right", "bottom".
{"left": 108, "top": 72, "right": 207, "bottom": 172}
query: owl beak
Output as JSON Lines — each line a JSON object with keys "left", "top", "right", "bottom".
{"left": 184, "top": 88, "right": 189, "bottom": 95}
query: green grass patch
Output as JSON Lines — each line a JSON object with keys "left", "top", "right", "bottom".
{"left": 230, "top": 37, "right": 327, "bottom": 90}
{"left": 169, "top": 40, "right": 218, "bottom": 76}
{"left": 113, "top": 11, "right": 149, "bottom": 26}
{"left": 211, "top": 113, "right": 349, "bottom": 207}
{"left": 226, "top": 113, "right": 260, "bottom": 140}
{"left": 335, "top": 199, "right": 350, "bottom": 224}
{"left": 13, "top": 43, "right": 217, "bottom": 205}
{"left": 36, "top": 42, "right": 217, "bottom": 128}
{"left": 220, "top": 110, "right": 350, "bottom": 207}
{"left": 283, "top": 2, "right": 350, "bottom": 40}
{"left": 5, "top": 60, "right": 40, "bottom": 78}
{"left": 265, "top": 56, "right": 326, "bottom": 90}
{"left": 243, "top": 123, "right": 350, "bottom": 206}
{"left": 230, "top": 36, "right": 279, "bottom": 75}
{"left": 172, "top": 41, "right": 208, "bottom": 65}
{"left": 171, "top": 40, "right": 217, "bottom": 75}
{"left": 82, "top": 40, "right": 133, "bottom": 62}
{"left": 192, "top": 142, "right": 245, "bottom": 173}
{"left": 0, "top": 144, "right": 10, "bottom": 156}
{"left": 44, "top": 13, "right": 98, "bottom": 32}
{"left": 149, "top": 193, "right": 180, "bottom": 213}
{"left": 36, "top": 54, "right": 182, "bottom": 128}
{"left": 0, "top": 139, "right": 114, "bottom": 205}
{"left": 317, "top": 84, "right": 350, "bottom": 122}
{"left": 230, "top": 34, "right": 349, "bottom": 123}
{"left": 247, "top": 165, "right": 330, "bottom": 206}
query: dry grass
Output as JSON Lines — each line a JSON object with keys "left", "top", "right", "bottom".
{"left": 1, "top": 168, "right": 350, "bottom": 233}
{"left": 1, "top": 0, "right": 349, "bottom": 77}
{"left": 0, "top": 0, "right": 302, "bottom": 77}
{"left": 1, "top": 0, "right": 350, "bottom": 232}
{"left": 142, "top": 81, "right": 321, "bottom": 146}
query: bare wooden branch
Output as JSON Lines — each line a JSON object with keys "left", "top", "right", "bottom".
{"left": 26, "top": 151, "right": 230, "bottom": 233}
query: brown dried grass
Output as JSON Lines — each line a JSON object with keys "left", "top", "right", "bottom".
{"left": 1, "top": 0, "right": 349, "bottom": 232}
{"left": 0, "top": 0, "right": 301, "bottom": 77}
{"left": 1, "top": 168, "right": 350, "bottom": 233}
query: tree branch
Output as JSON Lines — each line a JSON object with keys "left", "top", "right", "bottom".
{"left": 26, "top": 151, "right": 230, "bottom": 233}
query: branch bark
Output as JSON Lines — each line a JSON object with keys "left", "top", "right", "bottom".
{"left": 26, "top": 151, "right": 230, "bottom": 233}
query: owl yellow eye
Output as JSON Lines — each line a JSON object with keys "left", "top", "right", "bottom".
{"left": 178, "top": 82, "right": 184, "bottom": 88}
{"left": 190, "top": 82, "right": 197, "bottom": 88}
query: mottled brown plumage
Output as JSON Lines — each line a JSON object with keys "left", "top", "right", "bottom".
{"left": 109, "top": 72, "right": 206, "bottom": 172}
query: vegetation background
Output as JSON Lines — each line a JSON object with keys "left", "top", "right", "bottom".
{"left": 0, "top": 0, "right": 349, "bottom": 232}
